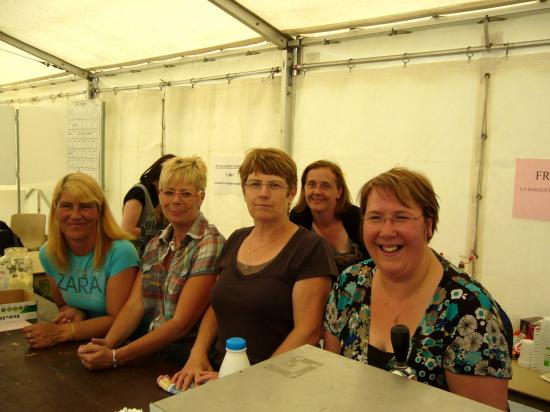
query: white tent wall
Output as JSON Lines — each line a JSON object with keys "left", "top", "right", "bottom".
{"left": 0, "top": 102, "right": 70, "bottom": 225}
{"left": 478, "top": 53, "right": 550, "bottom": 323}
{"left": 103, "top": 89, "right": 164, "bottom": 223}
{"left": 164, "top": 77, "right": 281, "bottom": 237}
{"left": 290, "top": 12, "right": 550, "bottom": 325}
{"left": 292, "top": 60, "right": 481, "bottom": 270}
{"left": 1, "top": 10, "right": 549, "bottom": 325}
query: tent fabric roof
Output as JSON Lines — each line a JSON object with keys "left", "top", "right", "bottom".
{"left": 0, "top": 0, "right": 528, "bottom": 85}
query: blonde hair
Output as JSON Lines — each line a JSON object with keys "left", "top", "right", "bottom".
{"left": 294, "top": 160, "right": 353, "bottom": 217}
{"left": 239, "top": 148, "right": 297, "bottom": 192}
{"left": 47, "top": 173, "right": 132, "bottom": 272}
{"left": 359, "top": 167, "right": 439, "bottom": 240}
{"left": 159, "top": 156, "right": 207, "bottom": 192}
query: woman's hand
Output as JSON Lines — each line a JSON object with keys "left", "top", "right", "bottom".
{"left": 170, "top": 354, "right": 214, "bottom": 391}
{"left": 195, "top": 370, "right": 219, "bottom": 385}
{"left": 22, "top": 323, "right": 70, "bottom": 348}
{"left": 77, "top": 338, "right": 115, "bottom": 370}
{"left": 53, "top": 306, "right": 87, "bottom": 324}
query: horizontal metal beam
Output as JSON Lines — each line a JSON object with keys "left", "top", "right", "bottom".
{"left": 292, "top": 1, "right": 550, "bottom": 47}
{"left": 0, "top": 43, "right": 279, "bottom": 93}
{"left": 287, "top": 0, "right": 542, "bottom": 36}
{"left": 88, "top": 37, "right": 265, "bottom": 71}
{"left": 0, "top": 30, "right": 91, "bottom": 79}
{"left": 208, "top": 0, "right": 292, "bottom": 49}
{"left": 296, "top": 38, "right": 550, "bottom": 71}
{"left": 0, "top": 66, "right": 281, "bottom": 104}
{"left": 93, "top": 43, "right": 278, "bottom": 77}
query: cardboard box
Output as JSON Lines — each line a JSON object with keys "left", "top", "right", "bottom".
{"left": 0, "top": 289, "right": 37, "bottom": 323}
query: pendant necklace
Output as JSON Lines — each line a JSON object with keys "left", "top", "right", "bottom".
{"left": 168, "top": 239, "right": 176, "bottom": 252}
{"left": 246, "top": 235, "right": 261, "bottom": 254}
{"left": 374, "top": 267, "right": 405, "bottom": 324}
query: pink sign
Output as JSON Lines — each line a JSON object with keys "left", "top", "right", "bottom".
{"left": 512, "top": 159, "right": 550, "bottom": 220}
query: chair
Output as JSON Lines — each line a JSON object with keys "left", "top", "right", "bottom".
{"left": 10, "top": 213, "right": 47, "bottom": 250}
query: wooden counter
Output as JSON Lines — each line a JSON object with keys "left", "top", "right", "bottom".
{"left": 509, "top": 360, "right": 550, "bottom": 403}
{"left": 0, "top": 295, "right": 181, "bottom": 412}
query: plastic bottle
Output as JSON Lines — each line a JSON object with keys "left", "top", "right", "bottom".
{"left": 218, "top": 337, "right": 250, "bottom": 378}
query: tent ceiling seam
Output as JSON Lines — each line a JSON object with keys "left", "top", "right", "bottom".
{"left": 0, "top": 30, "right": 91, "bottom": 80}
{"left": 4, "top": 35, "right": 549, "bottom": 105}
{"left": 287, "top": 0, "right": 543, "bottom": 35}
{"left": 294, "top": 3, "right": 550, "bottom": 48}
{"left": 207, "top": 0, "right": 292, "bottom": 49}
{"left": 2, "top": 2, "right": 548, "bottom": 91}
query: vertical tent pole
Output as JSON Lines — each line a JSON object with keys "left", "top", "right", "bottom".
{"left": 15, "top": 108, "right": 21, "bottom": 213}
{"left": 280, "top": 49, "right": 295, "bottom": 155}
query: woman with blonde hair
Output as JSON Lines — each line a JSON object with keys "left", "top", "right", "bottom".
{"left": 23, "top": 173, "right": 139, "bottom": 348}
{"left": 165, "top": 148, "right": 337, "bottom": 390}
{"left": 78, "top": 156, "right": 225, "bottom": 369}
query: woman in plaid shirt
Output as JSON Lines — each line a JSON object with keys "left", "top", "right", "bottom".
{"left": 78, "top": 156, "right": 225, "bottom": 369}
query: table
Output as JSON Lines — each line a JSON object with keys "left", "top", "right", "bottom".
{"left": 509, "top": 360, "right": 550, "bottom": 403}
{"left": 151, "top": 345, "right": 499, "bottom": 412}
{"left": 0, "top": 295, "right": 181, "bottom": 412}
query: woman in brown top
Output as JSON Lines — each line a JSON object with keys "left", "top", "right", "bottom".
{"left": 162, "top": 148, "right": 337, "bottom": 389}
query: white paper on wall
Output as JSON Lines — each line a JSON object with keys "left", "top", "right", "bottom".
{"left": 213, "top": 155, "right": 244, "bottom": 195}
{"left": 66, "top": 100, "right": 104, "bottom": 185}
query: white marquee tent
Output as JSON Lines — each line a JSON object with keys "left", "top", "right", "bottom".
{"left": 1, "top": 0, "right": 549, "bottom": 326}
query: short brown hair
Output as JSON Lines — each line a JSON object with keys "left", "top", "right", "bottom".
{"left": 294, "top": 160, "right": 352, "bottom": 217}
{"left": 359, "top": 167, "right": 439, "bottom": 240}
{"left": 239, "top": 148, "right": 297, "bottom": 192}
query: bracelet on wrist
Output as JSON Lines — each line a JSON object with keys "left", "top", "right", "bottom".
{"left": 112, "top": 349, "right": 118, "bottom": 368}
{"left": 69, "top": 323, "right": 76, "bottom": 340}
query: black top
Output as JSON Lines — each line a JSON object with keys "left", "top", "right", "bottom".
{"left": 211, "top": 226, "right": 337, "bottom": 365}
{"left": 289, "top": 204, "right": 369, "bottom": 260}
{"left": 123, "top": 184, "right": 159, "bottom": 208}
{"left": 367, "top": 344, "right": 394, "bottom": 370}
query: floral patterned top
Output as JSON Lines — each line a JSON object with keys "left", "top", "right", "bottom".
{"left": 324, "top": 251, "right": 512, "bottom": 389}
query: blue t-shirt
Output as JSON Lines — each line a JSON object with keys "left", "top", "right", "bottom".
{"left": 39, "top": 240, "right": 139, "bottom": 318}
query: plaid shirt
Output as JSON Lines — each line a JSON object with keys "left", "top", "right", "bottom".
{"left": 140, "top": 213, "right": 225, "bottom": 331}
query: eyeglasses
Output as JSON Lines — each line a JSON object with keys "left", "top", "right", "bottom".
{"left": 363, "top": 214, "right": 423, "bottom": 226}
{"left": 244, "top": 181, "right": 288, "bottom": 192}
{"left": 305, "top": 181, "right": 334, "bottom": 191}
{"left": 160, "top": 190, "right": 201, "bottom": 200}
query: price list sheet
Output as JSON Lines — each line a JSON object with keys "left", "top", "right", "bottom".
{"left": 65, "top": 100, "right": 104, "bottom": 184}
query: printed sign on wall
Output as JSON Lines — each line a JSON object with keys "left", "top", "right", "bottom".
{"left": 213, "top": 155, "right": 244, "bottom": 195}
{"left": 512, "top": 158, "right": 550, "bottom": 220}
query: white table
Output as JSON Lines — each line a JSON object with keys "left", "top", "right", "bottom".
{"left": 150, "top": 345, "right": 498, "bottom": 412}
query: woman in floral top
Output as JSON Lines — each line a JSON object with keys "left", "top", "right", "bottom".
{"left": 324, "top": 167, "right": 511, "bottom": 410}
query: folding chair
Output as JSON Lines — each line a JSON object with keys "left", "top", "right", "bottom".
{"left": 10, "top": 213, "right": 47, "bottom": 250}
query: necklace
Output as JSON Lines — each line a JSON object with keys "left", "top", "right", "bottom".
{"left": 168, "top": 239, "right": 176, "bottom": 252}
{"left": 375, "top": 255, "right": 435, "bottom": 325}
{"left": 246, "top": 235, "right": 264, "bottom": 254}
{"left": 384, "top": 299, "right": 401, "bottom": 324}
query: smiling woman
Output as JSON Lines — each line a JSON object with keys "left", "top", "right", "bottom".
{"left": 290, "top": 160, "right": 369, "bottom": 275}
{"left": 77, "top": 156, "right": 225, "bottom": 370}
{"left": 323, "top": 167, "right": 513, "bottom": 411}
{"left": 23, "top": 172, "right": 139, "bottom": 349}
